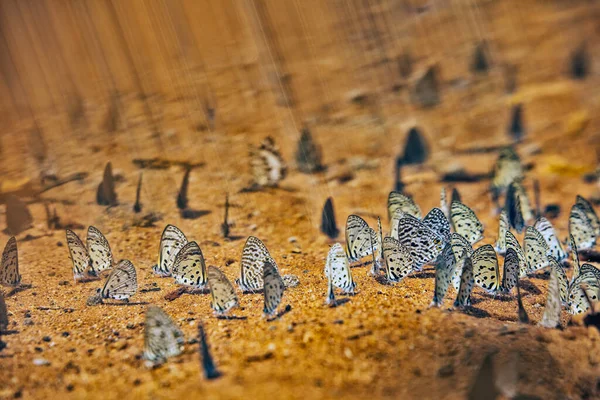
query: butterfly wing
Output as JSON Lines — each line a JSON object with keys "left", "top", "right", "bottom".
{"left": 569, "top": 204, "right": 597, "bottom": 251}
{"left": 87, "top": 226, "right": 113, "bottom": 275}
{"left": 450, "top": 233, "right": 473, "bottom": 291}
{"left": 450, "top": 201, "right": 484, "bottom": 245}
{"left": 472, "top": 244, "right": 500, "bottom": 293}
{"left": 506, "top": 230, "right": 528, "bottom": 278}
{"left": 568, "top": 271, "right": 600, "bottom": 315}
{"left": 101, "top": 259, "right": 137, "bottom": 300}
{"left": 431, "top": 244, "right": 457, "bottom": 307}
{"left": 238, "top": 236, "right": 276, "bottom": 292}
{"left": 569, "top": 234, "right": 581, "bottom": 283}
{"left": 387, "top": 191, "right": 421, "bottom": 221}
{"left": 207, "top": 266, "right": 238, "bottom": 314}
{"left": 494, "top": 210, "right": 509, "bottom": 255}
{"left": 440, "top": 187, "right": 449, "bottom": 220}
{"left": 533, "top": 217, "right": 567, "bottom": 262}
{"left": 345, "top": 215, "right": 377, "bottom": 262}
{"left": 250, "top": 137, "right": 287, "bottom": 187}
{"left": 454, "top": 256, "right": 474, "bottom": 307}
{"left": 501, "top": 248, "right": 519, "bottom": 293}
{"left": 523, "top": 226, "right": 550, "bottom": 274}
{"left": 422, "top": 207, "right": 451, "bottom": 244}
{"left": 143, "top": 306, "right": 185, "bottom": 365}
{"left": 576, "top": 195, "right": 600, "bottom": 236}
{"left": 171, "top": 241, "right": 208, "bottom": 289}
{"left": 396, "top": 216, "right": 444, "bottom": 270}
{"left": 154, "top": 225, "right": 188, "bottom": 277}
{"left": 382, "top": 237, "right": 413, "bottom": 283}
{"left": 505, "top": 183, "right": 525, "bottom": 233}
{"left": 548, "top": 257, "right": 568, "bottom": 305}
{"left": 263, "top": 261, "right": 285, "bottom": 316}
{"left": 390, "top": 208, "right": 406, "bottom": 240}
{"left": 66, "top": 229, "right": 90, "bottom": 281}
{"left": 325, "top": 243, "right": 356, "bottom": 294}
{"left": 1, "top": 237, "right": 20, "bottom": 287}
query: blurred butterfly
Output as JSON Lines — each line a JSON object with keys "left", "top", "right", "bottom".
{"left": 471, "top": 244, "right": 500, "bottom": 293}
{"left": 207, "top": 266, "right": 238, "bottom": 315}
{"left": 345, "top": 215, "right": 378, "bottom": 263}
{"left": 490, "top": 146, "right": 523, "bottom": 200}
{"left": 370, "top": 217, "right": 384, "bottom": 276}
{"left": 382, "top": 237, "right": 413, "bottom": 283}
{"left": 99, "top": 259, "right": 137, "bottom": 302}
{"left": 0, "top": 290, "right": 8, "bottom": 330}
{"left": 523, "top": 226, "right": 550, "bottom": 275}
{"left": 324, "top": 243, "right": 356, "bottom": 294}
{"left": 548, "top": 257, "right": 568, "bottom": 305}
{"left": 538, "top": 268, "right": 562, "bottom": 328}
{"left": 569, "top": 234, "right": 580, "bottom": 283}
{"left": 263, "top": 261, "right": 285, "bottom": 317}
{"left": 154, "top": 224, "right": 188, "bottom": 277}
{"left": 66, "top": 227, "right": 113, "bottom": 281}
{"left": 250, "top": 136, "right": 287, "bottom": 187}
{"left": 431, "top": 243, "right": 457, "bottom": 307}
{"left": 171, "top": 241, "right": 207, "bottom": 290}
{"left": 143, "top": 306, "right": 184, "bottom": 367}
{"left": 450, "top": 201, "right": 484, "bottom": 245}
{"left": 237, "top": 236, "right": 277, "bottom": 292}
{"left": 396, "top": 215, "right": 444, "bottom": 270}
{"left": 454, "top": 255, "right": 474, "bottom": 308}
{"left": 1, "top": 237, "right": 21, "bottom": 287}
{"left": 534, "top": 217, "right": 567, "bottom": 262}
{"left": 450, "top": 233, "right": 473, "bottom": 291}
{"left": 511, "top": 180, "right": 533, "bottom": 223}
{"left": 494, "top": 210, "right": 509, "bottom": 255}
{"left": 387, "top": 191, "right": 421, "bottom": 222}
{"left": 569, "top": 203, "right": 597, "bottom": 251}
{"left": 440, "top": 187, "right": 449, "bottom": 220}
{"left": 568, "top": 269, "right": 600, "bottom": 315}
{"left": 504, "top": 183, "right": 525, "bottom": 233}
{"left": 575, "top": 195, "right": 600, "bottom": 237}
{"left": 500, "top": 247, "right": 520, "bottom": 294}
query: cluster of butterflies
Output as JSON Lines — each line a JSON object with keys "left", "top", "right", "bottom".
{"left": 62, "top": 224, "right": 292, "bottom": 318}
{"left": 326, "top": 187, "right": 600, "bottom": 326}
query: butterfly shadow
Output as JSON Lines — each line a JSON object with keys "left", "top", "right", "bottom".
{"left": 328, "top": 298, "right": 351, "bottom": 308}
{"left": 5, "top": 284, "right": 33, "bottom": 297}
{"left": 180, "top": 209, "right": 211, "bottom": 220}
{"left": 266, "top": 304, "right": 292, "bottom": 322}
{"left": 0, "top": 329, "right": 19, "bottom": 336}
{"left": 224, "top": 235, "right": 246, "bottom": 242}
{"left": 16, "top": 233, "right": 53, "bottom": 242}
{"left": 103, "top": 301, "right": 149, "bottom": 306}
{"left": 479, "top": 292, "right": 515, "bottom": 303}
{"left": 579, "top": 250, "right": 600, "bottom": 263}
{"left": 519, "top": 280, "right": 542, "bottom": 295}
{"left": 408, "top": 271, "right": 435, "bottom": 280}
{"left": 459, "top": 306, "right": 492, "bottom": 319}
{"left": 216, "top": 315, "right": 248, "bottom": 321}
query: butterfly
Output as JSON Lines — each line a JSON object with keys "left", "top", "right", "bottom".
{"left": 575, "top": 195, "right": 600, "bottom": 236}
{"left": 237, "top": 236, "right": 277, "bottom": 292}
{"left": 387, "top": 191, "right": 421, "bottom": 222}
{"left": 207, "top": 266, "right": 238, "bottom": 315}
{"left": 382, "top": 237, "right": 414, "bottom": 283}
{"left": 431, "top": 243, "right": 457, "bottom": 307}
{"left": 345, "top": 215, "right": 378, "bottom": 263}
{"left": 5, "top": 195, "right": 33, "bottom": 235}
{"left": 454, "top": 255, "right": 474, "bottom": 307}
{"left": 490, "top": 146, "right": 523, "bottom": 198}
{"left": 471, "top": 244, "right": 500, "bottom": 293}
{"left": 100, "top": 259, "right": 137, "bottom": 302}
{"left": 505, "top": 230, "right": 528, "bottom": 278}
{"left": 523, "top": 226, "right": 550, "bottom": 275}
{"left": 422, "top": 208, "right": 451, "bottom": 244}
{"left": 440, "top": 187, "right": 449, "bottom": 220}
{"left": 580, "top": 263, "right": 600, "bottom": 281}
{"left": 548, "top": 257, "right": 568, "bottom": 305}
{"left": 396, "top": 215, "right": 444, "bottom": 270}
{"left": 512, "top": 180, "right": 533, "bottom": 223}
{"left": 154, "top": 225, "right": 188, "bottom": 277}
{"left": 569, "top": 203, "right": 597, "bottom": 251}
{"left": 250, "top": 136, "right": 287, "bottom": 187}
{"left": 263, "top": 261, "right": 285, "bottom": 317}
{"left": 370, "top": 217, "right": 384, "bottom": 276}
{"left": 171, "top": 241, "right": 207, "bottom": 289}
{"left": 538, "top": 268, "right": 562, "bottom": 328}
{"left": 324, "top": 243, "right": 356, "bottom": 294}
{"left": 500, "top": 247, "right": 520, "bottom": 293}
{"left": 96, "top": 162, "right": 118, "bottom": 206}
{"left": 569, "top": 234, "right": 581, "bottom": 283}
{"left": 534, "top": 217, "right": 567, "bottom": 262}
{"left": 450, "top": 233, "right": 473, "bottom": 291}
{"left": 198, "top": 323, "right": 222, "bottom": 379}
{"left": 390, "top": 208, "right": 406, "bottom": 240}
{"left": 66, "top": 227, "right": 114, "bottom": 280}
{"left": 504, "top": 183, "right": 525, "bottom": 233}
{"left": 450, "top": 201, "right": 484, "bottom": 245}
{"left": 494, "top": 210, "right": 509, "bottom": 255}
{"left": 143, "top": 306, "right": 185, "bottom": 367}
{"left": 1, "top": 237, "right": 20, "bottom": 287}
{"left": 567, "top": 269, "right": 600, "bottom": 315}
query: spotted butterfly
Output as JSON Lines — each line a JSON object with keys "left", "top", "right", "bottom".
{"left": 1, "top": 237, "right": 20, "bottom": 287}
{"left": 450, "top": 201, "right": 484, "bottom": 245}
{"left": 143, "top": 306, "right": 184, "bottom": 367}
{"left": 154, "top": 225, "right": 188, "bottom": 277}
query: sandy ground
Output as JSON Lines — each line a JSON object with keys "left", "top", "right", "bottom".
{"left": 2, "top": 1, "right": 600, "bottom": 399}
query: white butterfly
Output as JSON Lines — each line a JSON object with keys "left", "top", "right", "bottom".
{"left": 207, "top": 266, "right": 238, "bottom": 315}
{"left": 523, "top": 226, "right": 550, "bottom": 275}
{"left": 66, "top": 226, "right": 113, "bottom": 281}
{"left": 154, "top": 225, "right": 188, "bottom": 277}
{"left": 171, "top": 241, "right": 207, "bottom": 289}
{"left": 250, "top": 137, "right": 287, "bottom": 187}
{"left": 534, "top": 217, "right": 567, "bottom": 262}
{"left": 431, "top": 244, "right": 457, "bottom": 307}
{"left": 494, "top": 210, "right": 509, "bottom": 255}
{"left": 538, "top": 268, "right": 562, "bottom": 328}
{"left": 263, "top": 261, "right": 285, "bottom": 317}
{"left": 324, "top": 243, "right": 356, "bottom": 294}
{"left": 387, "top": 191, "right": 421, "bottom": 221}
{"left": 569, "top": 203, "right": 597, "bottom": 251}
{"left": 237, "top": 236, "right": 277, "bottom": 292}
{"left": 450, "top": 201, "right": 484, "bottom": 245}
{"left": 396, "top": 215, "right": 444, "bottom": 271}
{"left": 100, "top": 259, "right": 137, "bottom": 302}
{"left": 454, "top": 256, "right": 474, "bottom": 308}
{"left": 345, "top": 215, "right": 378, "bottom": 263}
{"left": 471, "top": 244, "right": 500, "bottom": 293}
{"left": 382, "top": 237, "right": 414, "bottom": 283}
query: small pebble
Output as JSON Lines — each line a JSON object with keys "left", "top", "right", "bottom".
{"left": 23, "top": 319, "right": 34, "bottom": 326}
{"left": 33, "top": 358, "right": 51, "bottom": 366}
{"left": 42, "top": 336, "right": 52, "bottom": 342}
{"left": 437, "top": 364, "right": 454, "bottom": 378}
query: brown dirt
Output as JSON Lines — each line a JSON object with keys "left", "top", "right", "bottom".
{"left": 2, "top": 0, "right": 600, "bottom": 399}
